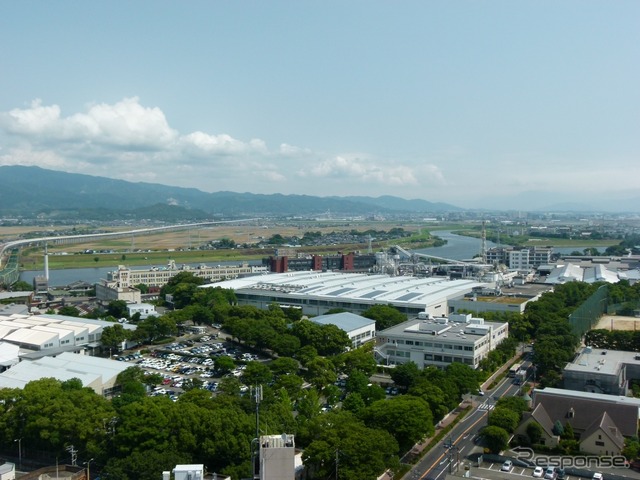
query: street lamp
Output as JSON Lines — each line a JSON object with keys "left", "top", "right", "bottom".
{"left": 14, "top": 438, "right": 22, "bottom": 470}
{"left": 84, "top": 458, "right": 94, "bottom": 480}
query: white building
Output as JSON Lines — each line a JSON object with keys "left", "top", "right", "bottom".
{"left": 375, "top": 313, "right": 508, "bottom": 369}
{"left": 104, "top": 261, "right": 268, "bottom": 289}
{"left": 127, "top": 303, "right": 157, "bottom": 319}
{"left": 0, "top": 352, "right": 131, "bottom": 396}
{"left": 201, "top": 271, "right": 487, "bottom": 318}
{"left": 310, "top": 312, "right": 375, "bottom": 348}
{"left": 0, "top": 462, "right": 15, "bottom": 480}
{"left": 0, "top": 313, "right": 135, "bottom": 352}
{"left": 171, "top": 464, "right": 204, "bottom": 480}
{"left": 258, "top": 434, "right": 296, "bottom": 480}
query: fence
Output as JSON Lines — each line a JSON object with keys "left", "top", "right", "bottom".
{"left": 568, "top": 284, "right": 609, "bottom": 338}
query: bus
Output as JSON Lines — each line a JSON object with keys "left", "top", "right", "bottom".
{"left": 508, "top": 362, "right": 523, "bottom": 377}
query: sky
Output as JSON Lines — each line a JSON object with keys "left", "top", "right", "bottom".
{"left": 0, "top": 1, "right": 638, "bottom": 211}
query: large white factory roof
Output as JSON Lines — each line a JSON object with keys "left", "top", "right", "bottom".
{"left": 0, "top": 352, "right": 130, "bottom": 392}
{"left": 0, "top": 313, "right": 136, "bottom": 351}
{"left": 203, "top": 271, "right": 485, "bottom": 308}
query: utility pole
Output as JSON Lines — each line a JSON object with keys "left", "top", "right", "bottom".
{"left": 84, "top": 458, "right": 94, "bottom": 480}
{"left": 14, "top": 438, "right": 22, "bottom": 470}
{"left": 66, "top": 445, "right": 77, "bottom": 466}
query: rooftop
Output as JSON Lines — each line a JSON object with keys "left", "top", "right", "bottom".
{"left": 202, "top": 271, "right": 486, "bottom": 309}
{"left": 564, "top": 346, "right": 640, "bottom": 376}
{"left": 311, "top": 312, "right": 375, "bottom": 332}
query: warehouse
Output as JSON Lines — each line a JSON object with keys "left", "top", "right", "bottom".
{"left": 0, "top": 351, "right": 131, "bottom": 396}
{"left": 201, "top": 271, "right": 486, "bottom": 317}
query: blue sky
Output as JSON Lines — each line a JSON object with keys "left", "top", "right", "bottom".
{"left": 1, "top": 1, "right": 638, "bottom": 210}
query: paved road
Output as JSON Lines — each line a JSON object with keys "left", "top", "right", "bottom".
{"left": 404, "top": 355, "right": 532, "bottom": 480}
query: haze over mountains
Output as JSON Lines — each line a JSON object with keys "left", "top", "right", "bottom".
{"left": 1, "top": 166, "right": 637, "bottom": 220}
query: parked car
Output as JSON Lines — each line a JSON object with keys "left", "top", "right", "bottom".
{"left": 556, "top": 468, "right": 566, "bottom": 480}
{"left": 544, "top": 467, "right": 557, "bottom": 480}
{"left": 533, "top": 467, "right": 544, "bottom": 477}
{"left": 593, "top": 473, "right": 603, "bottom": 480}
{"left": 502, "top": 461, "right": 513, "bottom": 472}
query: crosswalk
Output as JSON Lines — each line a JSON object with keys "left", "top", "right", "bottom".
{"left": 478, "top": 403, "right": 495, "bottom": 411}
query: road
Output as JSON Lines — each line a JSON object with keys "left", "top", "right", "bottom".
{"left": 405, "top": 354, "right": 533, "bottom": 480}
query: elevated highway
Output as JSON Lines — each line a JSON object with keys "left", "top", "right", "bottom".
{"left": 0, "top": 218, "right": 259, "bottom": 285}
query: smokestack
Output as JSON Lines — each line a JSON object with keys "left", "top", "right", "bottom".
{"left": 44, "top": 245, "right": 49, "bottom": 281}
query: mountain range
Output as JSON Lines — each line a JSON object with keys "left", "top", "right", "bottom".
{"left": 0, "top": 166, "right": 462, "bottom": 220}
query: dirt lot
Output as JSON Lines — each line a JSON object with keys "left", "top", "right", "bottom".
{"left": 593, "top": 314, "right": 640, "bottom": 331}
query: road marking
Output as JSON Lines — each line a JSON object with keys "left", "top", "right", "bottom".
{"left": 414, "top": 410, "right": 489, "bottom": 480}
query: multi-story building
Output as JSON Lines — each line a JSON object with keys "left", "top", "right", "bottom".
{"left": 95, "top": 261, "right": 268, "bottom": 302}
{"left": 485, "top": 246, "right": 552, "bottom": 270}
{"left": 265, "top": 252, "right": 377, "bottom": 273}
{"left": 254, "top": 434, "right": 296, "bottom": 480}
{"left": 375, "top": 313, "right": 508, "bottom": 369}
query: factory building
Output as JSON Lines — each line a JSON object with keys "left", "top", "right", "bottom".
{"left": 265, "top": 252, "right": 377, "bottom": 273}
{"left": 201, "top": 271, "right": 487, "bottom": 318}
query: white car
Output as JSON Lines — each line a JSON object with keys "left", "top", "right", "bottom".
{"left": 593, "top": 473, "right": 603, "bottom": 480}
{"left": 533, "top": 467, "right": 544, "bottom": 477}
{"left": 501, "top": 461, "right": 513, "bottom": 472}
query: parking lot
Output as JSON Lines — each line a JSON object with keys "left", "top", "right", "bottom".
{"left": 114, "top": 329, "right": 267, "bottom": 401}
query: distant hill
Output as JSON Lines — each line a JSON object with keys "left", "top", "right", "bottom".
{"left": 0, "top": 165, "right": 462, "bottom": 220}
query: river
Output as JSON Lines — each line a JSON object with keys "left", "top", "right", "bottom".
{"left": 414, "top": 230, "right": 497, "bottom": 261}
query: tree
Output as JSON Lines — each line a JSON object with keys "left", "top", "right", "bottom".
{"left": 390, "top": 361, "right": 420, "bottom": 390}
{"left": 526, "top": 421, "right": 543, "bottom": 445}
{"left": 362, "top": 395, "right": 434, "bottom": 451}
{"left": 408, "top": 381, "right": 450, "bottom": 422}
{"left": 305, "top": 357, "right": 337, "bottom": 389}
{"left": 269, "top": 357, "right": 300, "bottom": 377}
{"left": 562, "top": 421, "right": 575, "bottom": 440}
{"left": 362, "top": 304, "right": 407, "bottom": 330}
{"left": 215, "top": 356, "right": 235, "bottom": 374}
{"left": 482, "top": 425, "right": 510, "bottom": 453}
{"left": 495, "top": 396, "right": 528, "bottom": 418}
{"left": 241, "top": 361, "right": 273, "bottom": 386}
{"left": 342, "top": 392, "right": 366, "bottom": 415}
{"left": 488, "top": 407, "right": 520, "bottom": 433}
{"left": 58, "top": 305, "right": 81, "bottom": 317}
{"left": 335, "top": 345, "right": 377, "bottom": 377}
{"left": 101, "top": 324, "right": 130, "bottom": 351}
{"left": 445, "top": 362, "right": 482, "bottom": 396}
{"left": 302, "top": 411, "right": 399, "bottom": 480}
{"left": 10, "top": 280, "right": 33, "bottom": 291}
{"left": 107, "top": 300, "right": 129, "bottom": 319}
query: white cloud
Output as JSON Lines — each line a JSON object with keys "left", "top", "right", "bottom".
{"left": 2, "top": 97, "right": 178, "bottom": 149}
{"left": 0, "top": 97, "right": 452, "bottom": 198}
{"left": 303, "top": 154, "right": 446, "bottom": 188}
